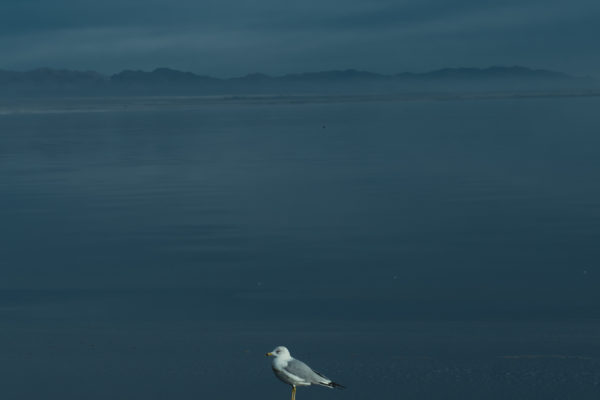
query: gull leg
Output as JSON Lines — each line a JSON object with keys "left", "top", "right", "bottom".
{"left": 291, "top": 386, "right": 296, "bottom": 400}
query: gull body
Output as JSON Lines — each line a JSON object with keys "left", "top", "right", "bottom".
{"left": 266, "top": 346, "right": 345, "bottom": 400}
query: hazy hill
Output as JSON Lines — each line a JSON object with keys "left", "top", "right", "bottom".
{"left": 397, "top": 66, "right": 570, "bottom": 80}
{"left": 0, "top": 66, "right": 595, "bottom": 97}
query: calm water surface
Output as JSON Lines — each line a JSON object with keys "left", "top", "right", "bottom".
{"left": 1, "top": 96, "right": 600, "bottom": 399}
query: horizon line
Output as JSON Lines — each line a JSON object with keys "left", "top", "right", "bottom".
{"left": 1, "top": 65, "right": 593, "bottom": 80}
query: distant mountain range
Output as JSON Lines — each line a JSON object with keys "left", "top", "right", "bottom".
{"left": 0, "top": 66, "right": 595, "bottom": 96}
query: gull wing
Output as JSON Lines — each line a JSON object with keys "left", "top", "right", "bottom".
{"left": 284, "top": 359, "right": 332, "bottom": 386}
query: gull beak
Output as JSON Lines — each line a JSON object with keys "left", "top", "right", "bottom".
{"left": 266, "top": 352, "right": 273, "bottom": 356}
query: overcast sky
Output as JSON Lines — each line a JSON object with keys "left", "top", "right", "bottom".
{"left": 1, "top": 0, "right": 599, "bottom": 77}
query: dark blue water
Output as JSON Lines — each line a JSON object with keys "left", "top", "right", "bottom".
{"left": 1, "top": 96, "right": 600, "bottom": 399}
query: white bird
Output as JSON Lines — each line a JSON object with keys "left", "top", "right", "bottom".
{"left": 266, "top": 346, "right": 345, "bottom": 400}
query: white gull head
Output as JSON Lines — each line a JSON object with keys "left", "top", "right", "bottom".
{"left": 266, "top": 346, "right": 292, "bottom": 360}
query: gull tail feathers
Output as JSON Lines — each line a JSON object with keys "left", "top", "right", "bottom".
{"left": 325, "top": 381, "right": 346, "bottom": 390}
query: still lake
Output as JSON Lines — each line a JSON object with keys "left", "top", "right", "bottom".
{"left": 1, "top": 95, "right": 600, "bottom": 399}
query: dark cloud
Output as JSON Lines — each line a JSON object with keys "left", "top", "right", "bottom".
{"left": 0, "top": 0, "right": 599, "bottom": 77}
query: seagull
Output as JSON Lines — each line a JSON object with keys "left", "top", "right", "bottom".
{"left": 266, "top": 346, "right": 345, "bottom": 400}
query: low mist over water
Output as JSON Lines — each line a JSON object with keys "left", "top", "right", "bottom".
{"left": 1, "top": 96, "right": 600, "bottom": 399}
